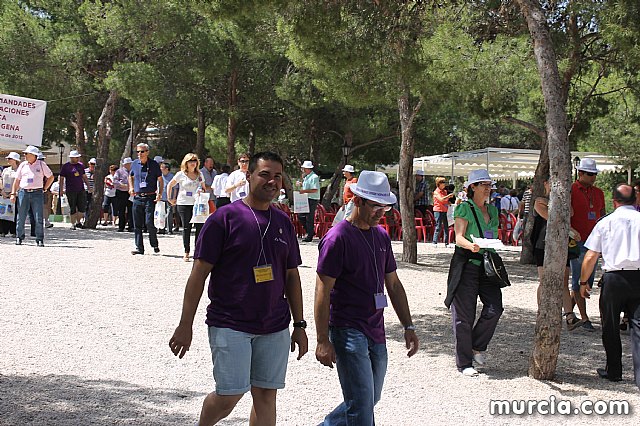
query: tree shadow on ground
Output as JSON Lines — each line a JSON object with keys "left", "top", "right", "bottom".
{"left": 0, "top": 373, "right": 249, "bottom": 425}
{"left": 386, "top": 297, "right": 639, "bottom": 396}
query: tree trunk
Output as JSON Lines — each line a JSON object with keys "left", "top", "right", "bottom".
{"left": 87, "top": 90, "right": 119, "bottom": 229}
{"left": 121, "top": 119, "right": 135, "bottom": 162}
{"left": 520, "top": 136, "right": 549, "bottom": 265}
{"left": 516, "top": 0, "right": 572, "bottom": 381}
{"left": 196, "top": 104, "right": 206, "bottom": 159}
{"left": 398, "top": 85, "right": 422, "bottom": 264}
{"left": 226, "top": 67, "right": 238, "bottom": 166}
{"left": 71, "top": 110, "right": 86, "bottom": 160}
{"left": 321, "top": 131, "right": 352, "bottom": 209}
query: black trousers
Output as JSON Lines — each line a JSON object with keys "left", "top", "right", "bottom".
{"left": 176, "top": 205, "right": 204, "bottom": 253}
{"left": 216, "top": 197, "right": 231, "bottom": 209}
{"left": 115, "top": 190, "right": 132, "bottom": 231}
{"left": 451, "top": 262, "right": 504, "bottom": 369}
{"left": 300, "top": 198, "right": 319, "bottom": 238}
{"left": 599, "top": 270, "right": 640, "bottom": 388}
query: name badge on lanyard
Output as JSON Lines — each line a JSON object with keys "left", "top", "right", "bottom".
{"left": 74, "top": 171, "right": 80, "bottom": 177}
{"left": 140, "top": 181, "right": 147, "bottom": 188}
{"left": 587, "top": 211, "right": 596, "bottom": 220}
{"left": 253, "top": 265, "right": 274, "bottom": 283}
{"left": 186, "top": 191, "right": 193, "bottom": 197}
{"left": 374, "top": 293, "right": 388, "bottom": 309}
{"left": 483, "top": 229, "right": 494, "bottom": 239}
{"left": 27, "top": 178, "right": 34, "bottom": 184}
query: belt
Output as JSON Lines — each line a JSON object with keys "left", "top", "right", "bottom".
{"left": 22, "top": 188, "right": 43, "bottom": 193}
{"left": 135, "top": 192, "right": 156, "bottom": 197}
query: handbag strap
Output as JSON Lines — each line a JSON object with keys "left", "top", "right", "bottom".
{"left": 466, "top": 201, "right": 486, "bottom": 238}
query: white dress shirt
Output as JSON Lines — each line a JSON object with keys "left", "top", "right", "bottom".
{"left": 584, "top": 205, "right": 640, "bottom": 271}
{"left": 225, "top": 169, "right": 249, "bottom": 202}
{"left": 213, "top": 172, "right": 229, "bottom": 198}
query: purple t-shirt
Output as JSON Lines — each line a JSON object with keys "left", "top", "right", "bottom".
{"left": 60, "top": 162, "right": 86, "bottom": 193}
{"left": 317, "top": 220, "right": 397, "bottom": 344}
{"left": 194, "top": 200, "right": 302, "bottom": 334}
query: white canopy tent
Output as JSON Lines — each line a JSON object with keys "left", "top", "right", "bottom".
{"left": 378, "top": 147, "right": 627, "bottom": 187}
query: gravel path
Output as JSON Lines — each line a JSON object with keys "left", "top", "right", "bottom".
{"left": 1, "top": 224, "right": 639, "bottom": 425}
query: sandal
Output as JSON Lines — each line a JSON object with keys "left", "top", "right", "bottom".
{"left": 183, "top": 254, "right": 190, "bottom": 262}
{"left": 565, "top": 313, "right": 584, "bottom": 331}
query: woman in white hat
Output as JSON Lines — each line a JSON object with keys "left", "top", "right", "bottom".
{"left": 0, "top": 152, "right": 20, "bottom": 236}
{"left": 445, "top": 169, "right": 503, "bottom": 377}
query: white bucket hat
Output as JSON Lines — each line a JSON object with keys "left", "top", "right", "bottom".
{"left": 153, "top": 155, "right": 164, "bottom": 163}
{"left": 37, "top": 152, "right": 46, "bottom": 160}
{"left": 351, "top": 170, "right": 397, "bottom": 205}
{"left": 5, "top": 152, "right": 20, "bottom": 161}
{"left": 122, "top": 157, "right": 133, "bottom": 165}
{"left": 89, "top": 158, "right": 96, "bottom": 164}
{"left": 577, "top": 158, "right": 598, "bottom": 174}
{"left": 415, "top": 169, "right": 425, "bottom": 176}
{"left": 69, "top": 150, "right": 82, "bottom": 158}
{"left": 342, "top": 164, "right": 355, "bottom": 173}
{"left": 466, "top": 169, "right": 495, "bottom": 186}
{"left": 23, "top": 145, "right": 40, "bottom": 156}
{"left": 301, "top": 160, "right": 314, "bottom": 169}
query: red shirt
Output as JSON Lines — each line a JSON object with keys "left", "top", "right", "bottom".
{"left": 433, "top": 187, "right": 449, "bottom": 212}
{"left": 570, "top": 180, "right": 605, "bottom": 240}
{"left": 343, "top": 177, "right": 358, "bottom": 205}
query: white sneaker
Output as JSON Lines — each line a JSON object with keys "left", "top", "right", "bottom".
{"left": 473, "top": 351, "right": 487, "bottom": 366}
{"left": 462, "top": 367, "right": 479, "bottom": 377}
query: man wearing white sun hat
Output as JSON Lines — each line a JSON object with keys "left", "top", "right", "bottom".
{"left": 59, "top": 150, "right": 90, "bottom": 229}
{"left": 315, "top": 170, "right": 419, "bottom": 424}
{"left": 299, "top": 160, "right": 320, "bottom": 242}
{"left": 10, "top": 145, "right": 54, "bottom": 246}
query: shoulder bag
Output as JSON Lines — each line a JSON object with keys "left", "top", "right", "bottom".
{"left": 467, "top": 202, "right": 511, "bottom": 288}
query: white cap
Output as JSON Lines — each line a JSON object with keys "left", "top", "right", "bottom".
{"left": 5, "top": 152, "right": 20, "bottom": 161}
{"left": 37, "top": 152, "right": 46, "bottom": 160}
{"left": 301, "top": 160, "right": 314, "bottom": 169}
{"left": 351, "top": 170, "right": 397, "bottom": 205}
{"left": 69, "top": 150, "right": 82, "bottom": 158}
{"left": 23, "top": 145, "right": 40, "bottom": 156}
{"left": 415, "top": 169, "right": 425, "bottom": 176}
{"left": 342, "top": 164, "right": 355, "bottom": 173}
{"left": 89, "top": 158, "right": 96, "bottom": 164}
{"left": 153, "top": 155, "right": 164, "bottom": 163}
{"left": 122, "top": 157, "right": 133, "bottom": 165}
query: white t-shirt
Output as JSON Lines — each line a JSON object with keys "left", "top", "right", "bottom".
{"left": 171, "top": 171, "right": 204, "bottom": 205}
{"left": 213, "top": 172, "right": 229, "bottom": 198}
{"left": 501, "top": 195, "right": 519, "bottom": 212}
{"left": 226, "top": 169, "right": 249, "bottom": 202}
{"left": 104, "top": 173, "right": 116, "bottom": 197}
{"left": 1, "top": 167, "right": 17, "bottom": 197}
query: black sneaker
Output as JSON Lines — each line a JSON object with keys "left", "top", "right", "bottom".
{"left": 36, "top": 241, "right": 44, "bottom": 247}
{"left": 131, "top": 250, "right": 144, "bottom": 255}
{"left": 15, "top": 238, "right": 22, "bottom": 245}
{"left": 76, "top": 223, "right": 84, "bottom": 229}
{"left": 153, "top": 247, "right": 160, "bottom": 253}
{"left": 45, "top": 223, "right": 54, "bottom": 229}
{"left": 582, "top": 320, "right": 596, "bottom": 332}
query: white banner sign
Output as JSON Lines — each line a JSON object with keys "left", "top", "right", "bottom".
{"left": 0, "top": 93, "right": 47, "bottom": 149}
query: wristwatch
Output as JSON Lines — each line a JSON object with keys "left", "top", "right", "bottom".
{"left": 293, "top": 320, "right": 307, "bottom": 329}
{"left": 404, "top": 325, "right": 417, "bottom": 331}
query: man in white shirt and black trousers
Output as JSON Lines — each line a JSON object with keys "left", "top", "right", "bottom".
{"left": 580, "top": 183, "right": 640, "bottom": 388}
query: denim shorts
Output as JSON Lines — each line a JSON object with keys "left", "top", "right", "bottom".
{"left": 208, "top": 326, "right": 290, "bottom": 395}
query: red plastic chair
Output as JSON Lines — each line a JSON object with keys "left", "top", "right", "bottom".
{"left": 422, "top": 210, "right": 436, "bottom": 242}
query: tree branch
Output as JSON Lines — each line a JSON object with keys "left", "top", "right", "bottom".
{"left": 351, "top": 134, "right": 399, "bottom": 153}
{"left": 502, "top": 116, "right": 546, "bottom": 139}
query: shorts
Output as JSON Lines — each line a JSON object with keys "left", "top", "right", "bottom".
{"left": 66, "top": 191, "right": 86, "bottom": 214}
{"left": 208, "top": 326, "right": 290, "bottom": 395}
{"left": 534, "top": 248, "right": 570, "bottom": 268}
{"left": 102, "top": 195, "right": 117, "bottom": 213}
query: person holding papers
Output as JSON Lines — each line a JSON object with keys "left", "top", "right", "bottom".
{"left": 445, "top": 169, "right": 503, "bottom": 377}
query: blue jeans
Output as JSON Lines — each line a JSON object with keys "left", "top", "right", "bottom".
{"left": 132, "top": 196, "right": 158, "bottom": 252}
{"left": 433, "top": 211, "right": 449, "bottom": 244}
{"left": 323, "top": 327, "right": 387, "bottom": 426}
{"left": 17, "top": 189, "right": 44, "bottom": 242}
{"left": 570, "top": 240, "right": 597, "bottom": 291}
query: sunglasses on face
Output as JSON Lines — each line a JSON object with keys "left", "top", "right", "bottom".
{"left": 187, "top": 159, "right": 197, "bottom": 162}
{"left": 364, "top": 199, "right": 392, "bottom": 212}
{"left": 239, "top": 159, "right": 249, "bottom": 163}
{"left": 136, "top": 150, "right": 148, "bottom": 153}
{"left": 584, "top": 172, "right": 597, "bottom": 177}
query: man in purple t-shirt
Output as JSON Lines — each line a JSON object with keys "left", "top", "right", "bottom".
{"left": 169, "top": 151, "right": 308, "bottom": 426}
{"left": 315, "top": 170, "right": 419, "bottom": 425}
{"left": 59, "top": 150, "right": 90, "bottom": 229}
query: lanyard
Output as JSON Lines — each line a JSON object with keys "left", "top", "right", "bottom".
{"left": 244, "top": 200, "right": 272, "bottom": 266}
{"left": 581, "top": 186, "right": 594, "bottom": 209}
{"left": 355, "top": 224, "right": 384, "bottom": 294}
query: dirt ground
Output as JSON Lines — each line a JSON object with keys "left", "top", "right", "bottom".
{"left": 1, "top": 224, "right": 639, "bottom": 425}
